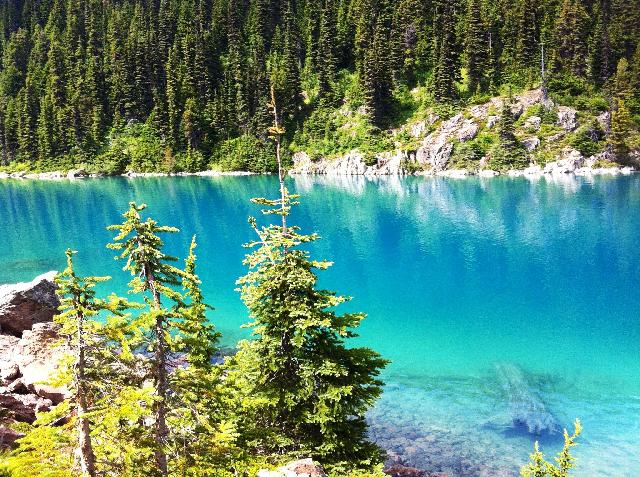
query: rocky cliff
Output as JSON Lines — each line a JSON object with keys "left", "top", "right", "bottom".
{"left": 290, "top": 89, "right": 638, "bottom": 178}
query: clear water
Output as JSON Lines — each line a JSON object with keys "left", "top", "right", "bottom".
{"left": 1, "top": 174, "right": 638, "bottom": 476}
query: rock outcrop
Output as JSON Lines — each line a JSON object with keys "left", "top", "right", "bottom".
{"left": 543, "top": 147, "right": 584, "bottom": 174}
{"left": 0, "top": 425, "right": 25, "bottom": 449}
{"left": 522, "top": 137, "right": 540, "bottom": 151}
{"left": 0, "top": 272, "right": 60, "bottom": 337}
{"left": 291, "top": 150, "right": 413, "bottom": 176}
{"left": 0, "top": 272, "right": 67, "bottom": 447}
{"left": 557, "top": 106, "right": 578, "bottom": 131}
{"left": 524, "top": 116, "right": 541, "bottom": 131}
{"left": 289, "top": 88, "right": 637, "bottom": 177}
{"left": 257, "top": 459, "right": 327, "bottom": 477}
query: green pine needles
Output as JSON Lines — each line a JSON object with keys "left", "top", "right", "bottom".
{"left": 521, "top": 420, "right": 582, "bottom": 477}
{"left": 225, "top": 90, "right": 389, "bottom": 473}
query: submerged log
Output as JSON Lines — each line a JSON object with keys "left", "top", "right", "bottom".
{"left": 492, "top": 362, "right": 559, "bottom": 435}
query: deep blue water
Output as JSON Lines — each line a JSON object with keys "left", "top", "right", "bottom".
{"left": 1, "top": 174, "right": 639, "bottom": 476}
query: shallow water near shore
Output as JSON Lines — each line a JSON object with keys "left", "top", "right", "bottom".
{"left": 1, "top": 174, "right": 639, "bottom": 476}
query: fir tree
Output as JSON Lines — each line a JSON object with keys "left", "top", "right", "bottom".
{"left": 54, "top": 250, "right": 132, "bottom": 477}
{"left": 317, "top": 0, "right": 338, "bottom": 101}
{"left": 227, "top": 87, "right": 388, "bottom": 471}
{"left": 362, "top": 1, "right": 394, "bottom": 127}
{"left": 433, "top": 0, "right": 460, "bottom": 101}
{"left": 465, "top": 0, "right": 489, "bottom": 94}
{"left": 609, "top": 98, "right": 631, "bottom": 158}
{"left": 107, "top": 203, "right": 186, "bottom": 477}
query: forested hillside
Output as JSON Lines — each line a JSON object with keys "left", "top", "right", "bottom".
{"left": 0, "top": 0, "right": 639, "bottom": 173}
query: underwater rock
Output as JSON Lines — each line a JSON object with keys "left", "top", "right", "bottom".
{"left": 492, "top": 363, "right": 559, "bottom": 435}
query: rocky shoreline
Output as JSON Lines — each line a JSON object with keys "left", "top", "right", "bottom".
{"left": 1, "top": 162, "right": 636, "bottom": 182}
{"left": 0, "top": 272, "right": 67, "bottom": 448}
{"left": 1, "top": 88, "right": 638, "bottom": 184}
{"left": 289, "top": 88, "right": 638, "bottom": 178}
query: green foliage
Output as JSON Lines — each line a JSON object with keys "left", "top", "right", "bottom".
{"left": 520, "top": 420, "right": 582, "bottom": 477}
{"left": 0, "top": 0, "right": 637, "bottom": 172}
{"left": 569, "top": 121, "right": 605, "bottom": 157}
{"left": 450, "top": 133, "right": 497, "bottom": 170}
{"left": 291, "top": 102, "right": 394, "bottom": 159}
{"left": 96, "top": 124, "right": 166, "bottom": 174}
{"left": 2, "top": 405, "right": 75, "bottom": 477}
{"left": 610, "top": 99, "right": 633, "bottom": 158}
{"left": 211, "top": 135, "right": 277, "bottom": 173}
{"left": 227, "top": 185, "right": 388, "bottom": 472}
{"left": 487, "top": 99, "right": 528, "bottom": 171}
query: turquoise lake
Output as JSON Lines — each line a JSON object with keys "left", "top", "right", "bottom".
{"left": 1, "top": 174, "right": 639, "bottom": 476}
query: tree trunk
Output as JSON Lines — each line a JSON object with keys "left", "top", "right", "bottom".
{"left": 147, "top": 268, "right": 169, "bottom": 477}
{"left": 75, "top": 303, "right": 97, "bottom": 477}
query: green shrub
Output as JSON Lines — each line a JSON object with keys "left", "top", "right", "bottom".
{"left": 570, "top": 121, "right": 604, "bottom": 157}
{"left": 400, "top": 158, "right": 427, "bottom": 174}
{"left": 210, "top": 135, "right": 277, "bottom": 173}
{"left": 362, "top": 152, "right": 378, "bottom": 166}
{"left": 95, "top": 123, "right": 165, "bottom": 173}
{"left": 521, "top": 420, "right": 582, "bottom": 477}
{"left": 175, "top": 149, "right": 207, "bottom": 173}
{"left": 487, "top": 143, "right": 528, "bottom": 171}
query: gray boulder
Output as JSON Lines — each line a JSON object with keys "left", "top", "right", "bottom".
{"left": 0, "top": 272, "right": 59, "bottom": 337}
{"left": 524, "top": 116, "right": 541, "bottom": 131}
{"left": 0, "top": 425, "right": 25, "bottom": 449}
{"left": 557, "top": 106, "right": 578, "bottom": 131}
{"left": 522, "top": 137, "right": 541, "bottom": 151}
{"left": 544, "top": 148, "right": 584, "bottom": 174}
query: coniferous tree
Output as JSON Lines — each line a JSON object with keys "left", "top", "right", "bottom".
{"left": 465, "top": 0, "right": 489, "bottom": 94}
{"left": 317, "top": 0, "right": 338, "bottom": 101}
{"left": 590, "top": 0, "right": 613, "bottom": 86}
{"left": 54, "top": 250, "right": 133, "bottom": 477}
{"left": 361, "top": 0, "right": 394, "bottom": 127}
{"left": 517, "top": 0, "right": 538, "bottom": 70}
{"left": 228, "top": 88, "right": 388, "bottom": 471}
{"left": 108, "top": 203, "right": 187, "bottom": 477}
{"left": 609, "top": 98, "right": 632, "bottom": 158}
{"left": 434, "top": 0, "right": 460, "bottom": 101}
{"left": 553, "top": 0, "right": 590, "bottom": 77}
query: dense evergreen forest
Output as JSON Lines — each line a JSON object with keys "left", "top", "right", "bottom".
{"left": 0, "top": 0, "right": 639, "bottom": 173}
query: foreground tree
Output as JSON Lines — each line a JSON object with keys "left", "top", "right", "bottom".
{"left": 55, "top": 250, "right": 109, "bottom": 477}
{"left": 227, "top": 89, "right": 388, "bottom": 473}
{"left": 108, "top": 203, "right": 186, "bottom": 477}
